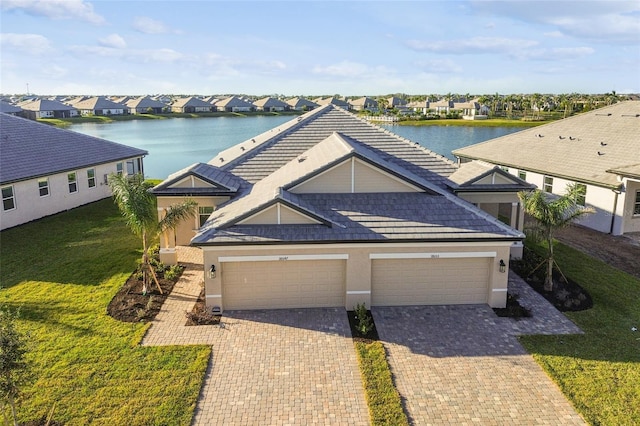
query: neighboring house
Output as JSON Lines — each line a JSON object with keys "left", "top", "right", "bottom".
{"left": 387, "top": 96, "right": 410, "bottom": 114}
{"left": 125, "top": 96, "right": 169, "bottom": 114}
{"left": 0, "top": 101, "right": 23, "bottom": 116}
{"left": 17, "top": 99, "right": 79, "bottom": 119}
{"left": 286, "top": 97, "right": 318, "bottom": 111}
{"left": 253, "top": 97, "right": 290, "bottom": 112}
{"left": 407, "top": 100, "right": 430, "bottom": 115}
{"left": 454, "top": 100, "right": 489, "bottom": 120}
{"left": 153, "top": 105, "right": 525, "bottom": 312}
{"left": 214, "top": 96, "right": 255, "bottom": 112}
{"left": 171, "top": 97, "right": 213, "bottom": 113}
{"left": 71, "top": 96, "right": 128, "bottom": 116}
{"left": 0, "top": 113, "right": 147, "bottom": 230}
{"left": 314, "top": 97, "right": 350, "bottom": 109}
{"left": 454, "top": 101, "right": 640, "bottom": 236}
{"left": 349, "top": 97, "right": 378, "bottom": 112}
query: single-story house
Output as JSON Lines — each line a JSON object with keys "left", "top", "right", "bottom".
{"left": 153, "top": 105, "right": 526, "bottom": 312}
{"left": 0, "top": 113, "right": 147, "bottom": 230}
{"left": 70, "top": 96, "right": 128, "bottom": 116}
{"left": 171, "top": 97, "right": 213, "bottom": 113}
{"left": 0, "top": 101, "right": 23, "bottom": 116}
{"left": 125, "top": 96, "right": 169, "bottom": 114}
{"left": 214, "top": 96, "right": 255, "bottom": 113}
{"left": 453, "top": 101, "right": 640, "bottom": 236}
{"left": 349, "top": 97, "right": 378, "bottom": 112}
{"left": 253, "top": 97, "right": 290, "bottom": 112}
{"left": 286, "top": 97, "right": 318, "bottom": 111}
{"left": 314, "top": 97, "right": 350, "bottom": 109}
{"left": 17, "top": 99, "right": 79, "bottom": 119}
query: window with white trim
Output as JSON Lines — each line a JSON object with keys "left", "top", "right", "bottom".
{"left": 543, "top": 176, "right": 553, "bottom": 193}
{"left": 199, "top": 206, "right": 214, "bottom": 227}
{"left": 2, "top": 185, "right": 15, "bottom": 211}
{"left": 87, "top": 168, "right": 96, "bottom": 188}
{"left": 574, "top": 183, "right": 587, "bottom": 206}
{"left": 116, "top": 162, "right": 124, "bottom": 176}
{"left": 634, "top": 190, "right": 640, "bottom": 216}
{"left": 38, "top": 178, "right": 50, "bottom": 197}
{"left": 68, "top": 172, "right": 78, "bottom": 193}
{"left": 518, "top": 170, "right": 527, "bottom": 180}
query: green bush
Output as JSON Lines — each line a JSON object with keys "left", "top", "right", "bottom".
{"left": 354, "top": 303, "right": 374, "bottom": 336}
{"left": 164, "top": 264, "right": 184, "bottom": 281}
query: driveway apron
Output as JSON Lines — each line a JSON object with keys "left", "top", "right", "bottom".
{"left": 373, "top": 302, "right": 586, "bottom": 425}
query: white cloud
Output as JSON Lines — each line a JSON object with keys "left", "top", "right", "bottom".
{"left": 132, "top": 16, "right": 173, "bottom": 34}
{"left": 519, "top": 46, "right": 595, "bottom": 61}
{"left": 1, "top": 0, "right": 105, "bottom": 24}
{"left": 68, "top": 45, "right": 183, "bottom": 63}
{"left": 312, "top": 61, "right": 369, "bottom": 77}
{"left": 414, "top": 58, "right": 462, "bottom": 74}
{"left": 0, "top": 33, "right": 51, "bottom": 54}
{"left": 406, "top": 37, "right": 538, "bottom": 55}
{"left": 98, "top": 34, "right": 126, "bottom": 49}
{"left": 544, "top": 31, "right": 564, "bottom": 38}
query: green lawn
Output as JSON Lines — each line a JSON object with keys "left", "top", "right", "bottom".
{"left": 520, "top": 242, "right": 640, "bottom": 425}
{"left": 396, "top": 118, "right": 549, "bottom": 127}
{"left": 0, "top": 199, "right": 210, "bottom": 425}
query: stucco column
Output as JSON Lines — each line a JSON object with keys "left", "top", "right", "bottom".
{"left": 158, "top": 207, "right": 178, "bottom": 265}
{"left": 345, "top": 250, "right": 372, "bottom": 310}
{"left": 488, "top": 247, "right": 510, "bottom": 308}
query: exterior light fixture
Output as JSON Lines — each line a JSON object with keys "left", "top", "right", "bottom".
{"left": 208, "top": 264, "right": 216, "bottom": 279}
{"left": 499, "top": 259, "right": 506, "bottom": 273}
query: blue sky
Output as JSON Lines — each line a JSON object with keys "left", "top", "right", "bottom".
{"left": 1, "top": 0, "right": 639, "bottom": 96}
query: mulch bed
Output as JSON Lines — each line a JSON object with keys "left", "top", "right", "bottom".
{"left": 185, "top": 288, "right": 221, "bottom": 326}
{"left": 493, "top": 293, "right": 532, "bottom": 319}
{"left": 107, "top": 269, "right": 180, "bottom": 323}
{"left": 347, "top": 309, "right": 380, "bottom": 342}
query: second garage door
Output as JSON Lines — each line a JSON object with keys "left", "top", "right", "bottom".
{"left": 222, "top": 259, "right": 345, "bottom": 310}
{"left": 372, "top": 257, "right": 490, "bottom": 306}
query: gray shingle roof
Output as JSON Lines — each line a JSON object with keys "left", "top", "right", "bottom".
{"left": 125, "top": 96, "right": 168, "bottom": 109}
{"left": 0, "top": 101, "right": 22, "bottom": 114}
{"left": 453, "top": 101, "right": 640, "bottom": 188}
{"left": 0, "top": 113, "right": 147, "bottom": 184}
{"left": 214, "top": 96, "right": 255, "bottom": 108}
{"left": 171, "top": 97, "right": 212, "bottom": 108}
{"left": 18, "top": 99, "right": 76, "bottom": 112}
{"left": 253, "top": 97, "right": 289, "bottom": 108}
{"left": 72, "top": 96, "right": 125, "bottom": 110}
{"left": 286, "top": 97, "right": 318, "bottom": 108}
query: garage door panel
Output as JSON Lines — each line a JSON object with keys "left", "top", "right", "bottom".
{"left": 222, "top": 260, "right": 345, "bottom": 310}
{"left": 372, "top": 258, "right": 489, "bottom": 306}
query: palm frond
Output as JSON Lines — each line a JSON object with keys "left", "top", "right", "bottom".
{"left": 158, "top": 200, "right": 197, "bottom": 234}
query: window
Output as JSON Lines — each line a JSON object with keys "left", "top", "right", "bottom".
{"left": 574, "top": 183, "right": 587, "bottom": 206}
{"left": 87, "top": 168, "right": 96, "bottom": 188}
{"left": 543, "top": 176, "right": 553, "bottom": 193}
{"left": 38, "top": 178, "right": 49, "bottom": 197}
{"left": 2, "top": 186, "right": 15, "bottom": 211}
{"left": 68, "top": 172, "right": 77, "bottom": 193}
{"left": 500, "top": 166, "right": 509, "bottom": 173}
{"left": 199, "top": 206, "right": 214, "bottom": 227}
{"left": 634, "top": 191, "right": 640, "bottom": 216}
{"left": 116, "top": 162, "right": 124, "bottom": 176}
{"left": 518, "top": 170, "right": 527, "bottom": 181}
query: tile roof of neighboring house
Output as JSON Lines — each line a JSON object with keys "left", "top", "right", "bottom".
{"left": 0, "top": 101, "right": 23, "bottom": 114}
{"left": 0, "top": 113, "right": 147, "bottom": 184}
{"left": 314, "top": 97, "right": 350, "bottom": 108}
{"left": 171, "top": 96, "right": 212, "bottom": 108}
{"left": 152, "top": 162, "right": 245, "bottom": 196}
{"left": 17, "top": 99, "right": 77, "bottom": 111}
{"left": 176, "top": 105, "right": 522, "bottom": 245}
{"left": 453, "top": 101, "right": 640, "bottom": 188}
{"left": 448, "top": 160, "right": 535, "bottom": 192}
{"left": 125, "top": 96, "right": 168, "bottom": 109}
{"left": 607, "top": 163, "right": 640, "bottom": 180}
{"left": 349, "top": 97, "right": 378, "bottom": 107}
{"left": 214, "top": 96, "right": 255, "bottom": 108}
{"left": 286, "top": 97, "right": 318, "bottom": 108}
{"left": 253, "top": 97, "right": 289, "bottom": 108}
{"left": 72, "top": 96, "right": 126, "bottom": 111}
{"left": 387, "top": 96, "right": 407, "bottom": 107}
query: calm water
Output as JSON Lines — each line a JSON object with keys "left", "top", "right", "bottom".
{"left": 71, "top": 117, "right": 524, "bottom": 179}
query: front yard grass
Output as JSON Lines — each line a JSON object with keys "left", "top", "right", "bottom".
{"left": 520, "top": 241, "right": 640, "bottom": 425}
{"left": 0, "top": 199, "right": 210, "bottom": 425}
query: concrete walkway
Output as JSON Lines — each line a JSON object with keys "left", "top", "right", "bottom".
{"left": 372, "top": 272, "right": 585, "bottom": 425}
{"left": 141, "top": 247, "right": 368, "bottom": 425}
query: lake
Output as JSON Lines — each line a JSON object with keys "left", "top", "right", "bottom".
{"left": 71, "top": 116, "right": 525, "bottom": 180}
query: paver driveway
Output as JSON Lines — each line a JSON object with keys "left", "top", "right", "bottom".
{"left": 373, "top": 304, "right": 586, "bottom": 425}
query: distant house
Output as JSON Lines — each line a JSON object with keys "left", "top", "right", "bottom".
{"left": 454, "top": 100, "right": 489, "bottom": 120}
{"left": 314, "top": 97, "right": 350, "bottom": 109}
{"left": 171, "top": 97, "right": 213, "bottom": 113}
{"left": 0, "top": 113, "right": 147, "bottom": 230}
{"left": 407, "top": 100, "right": 430, "bottom": 115}
{"left": 0, "top": 101, "right": 23, "bottom": 116}
{"left": 286, "top": 97, "right": 318, "bottom": 111}
{"left": 349, "top": 97, "right": 378, "bottom": 112}
{"left": 253, "top": 97, "right": 290, "bottom": 112}
{"left": 454, "top": 101, "right": 640, "bottom": 236}
{"left": 125, "top": 96, "right": 169, "bottom": 114}
{"left": 70, "top": 96, "right": 128, "bottom": 116}
{"left": 214, "top": 96, "right": 255, "bottom": 112}
{"left": 17, "top": 99, "right": 79, "bottom": 119}
{"left": 387, "top": 97, "right": 410, "bottom": 114}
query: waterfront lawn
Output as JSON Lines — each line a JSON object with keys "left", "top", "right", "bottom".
{"left": 0, "top": 199, "right": 211, "bottom": 425}
{"left": 519, "top": 242, "right": 640, "bottom": 425}
{"left": 399, "top": 118, "right": 549, "bottom": 127}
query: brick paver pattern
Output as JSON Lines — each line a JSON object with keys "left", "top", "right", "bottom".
{"left": 141, "top": 247, "right": 369, "bottom": 426}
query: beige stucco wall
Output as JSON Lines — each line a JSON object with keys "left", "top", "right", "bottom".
{"left": 621, "top": 179, "right": 640, "bottom": 233}
{"left": 0, "top": 160, "right": 140, "bottom": 230}
{"left": 201, "top": 241, "right": 512, "bottom": 311}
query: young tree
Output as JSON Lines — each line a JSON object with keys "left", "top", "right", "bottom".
{"left": 0, "top": 305, "right": 30, "bottom": 426}
{"left": 108, "top": 174, "right": 196, "bottom": 294}
{"left": 518, "top": 184, "right": 594, "bottom": 292}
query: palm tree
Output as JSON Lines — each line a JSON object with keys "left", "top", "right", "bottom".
{"left": 108, "top": 174, "right": 196, "bottom": 294}
{"left": 518, "top": 184, "right": 594, "bottom": 292}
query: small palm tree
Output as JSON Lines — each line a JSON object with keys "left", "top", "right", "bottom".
{"left": 518, "top": 184, "right": 594, "bottom": 292}
{"left": 108, "top": 174, "right": 196, "bottom": 294}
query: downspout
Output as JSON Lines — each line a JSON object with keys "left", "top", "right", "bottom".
{"left": 609, "top": 188, "right": 620, "bottom": 235}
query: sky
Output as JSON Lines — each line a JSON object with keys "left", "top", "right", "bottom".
{"left": 1, "top": 0, "right": 639, "bottom": 97}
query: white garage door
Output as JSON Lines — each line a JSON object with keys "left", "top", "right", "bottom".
{"left": 222, "top": 259, "right": 345, "bottom": 310}
{"left": 372, "top": 257, "right": 490, "bottom": 306}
